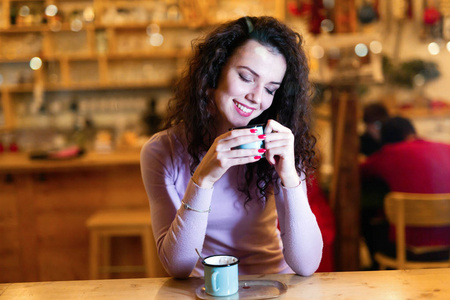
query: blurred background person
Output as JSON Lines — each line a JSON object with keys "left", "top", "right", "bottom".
{"left": 359, "top": 102, "right": 390, "bottom": 157}
{"left": 360, "top": 116, "right": 450, "bottom": 268}
{"left": 358, "top": 102, "right": 390, "bottom": 269}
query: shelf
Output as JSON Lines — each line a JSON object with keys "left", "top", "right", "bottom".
{"left": 2, "top": 80, "right": 174, "bottom": 93}
{"left": 1, "top": 84, "right": 34, "bottom": 93}
{"left": 46, "top": 80, "right": 175, "bottom": 91}
{"left": 95, "top": 20, "right": 197, "bottom": 30}
{"left": 0, "top": 25, "right": 48, "bottom": 33}
{"left": 0, "top": 49, "right": 191, "bottom": 62}
{"left": 0, "top": 21, "right": 200, "bottom": 33}
{"left": 107, "top": 49, "right": 191, "bottom": 59}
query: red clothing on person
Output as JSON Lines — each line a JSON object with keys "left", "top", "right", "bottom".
{"left": 360, "top": 139, "right": 450, "bottom": 247}
{"left": 307, "top": 176, "right": 336, "bottom": 272}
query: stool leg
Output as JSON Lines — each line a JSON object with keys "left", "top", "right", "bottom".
{"left": 102, "top": 235, "right": 111, "bottom": 279}
{"left": 142, "top": 227, "right": 154, "bottom": 278}
{"left": 89, "top": 231, "right": 100, "bottom": 280}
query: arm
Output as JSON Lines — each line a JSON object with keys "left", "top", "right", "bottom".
{"left": 275, "top": 178, "right": 324, "bottom": 276}
{"left": 140, "top": 135, "right": 213, "bottom": 278}
{"left": 264, "top": 119, "right": 323, "bottom": 275}
{"left": 360, "top": 151, "right": 384, "bottom": 180}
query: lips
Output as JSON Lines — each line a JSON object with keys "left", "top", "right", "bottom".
{"left": 233, "top": 100, "right": 254, "bottom": 117}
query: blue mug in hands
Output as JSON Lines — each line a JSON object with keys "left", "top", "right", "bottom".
{"left": 203, "top": 255, "right": 240, "bottom": 297}
{"left": 230, "top": 124, "right": 265, "bottom": 156}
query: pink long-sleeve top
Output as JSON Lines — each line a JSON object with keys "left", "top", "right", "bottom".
{"left": 140, "top": 126, "right": 323, "bottom": 278}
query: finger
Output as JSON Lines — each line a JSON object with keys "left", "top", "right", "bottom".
{"left": 265, "top": 153, "right": 277, "bottom": 165}
{"left": 227, "top": 155, "right": 263, "bottom": 166}
{"left": 216, "top": 151, "right": 263, "bottom": 168}
{"left": 265, "top": 119, "right": 291, "bottom": 134}
{"left": 220, "top": 148, "right": 265, "bottom": 159}
{"left": 217, "top": 132, "right": 265, "bottom": 151}
{"left": 265, "top": 140, "right": 291, "bottom": 152}
{"left": 264, "top": 132, "right": 292, "bottom": 144}
{"left": 223, "top": 128, "right": 260, "bottom": 140}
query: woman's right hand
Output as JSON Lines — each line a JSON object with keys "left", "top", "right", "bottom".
{"left": 191, "top": 128, "right": 266, "bottom": 189}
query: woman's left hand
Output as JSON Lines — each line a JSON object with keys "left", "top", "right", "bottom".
{"left": 264, "top": 119, "right": 300, "bottom": 188}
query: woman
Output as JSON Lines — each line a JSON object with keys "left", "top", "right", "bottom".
{"left": 140, "top": 16, "right": 323, "bottom": 278}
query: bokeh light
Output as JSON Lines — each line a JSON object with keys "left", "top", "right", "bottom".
{"left": 310, "top": 45, "right": 325, "bottom": 59}
{"left": 369, "top": 40, "right": 383, "bottom": 54}
{"left": 413, "top": 74, "right": 425, "bottom": 87}
{"left": 70, "top": 19, "right": 83, "bottom": 32}
{"left": 18, "top": 5, "right": 30, "bottom": 17}
{"left": 428, "top": 42, "right": 440, "bottom": 55}
{"left": 30, "top": 57, "right": 42, "bottom": 70}
{"left": 355, "top": 43, "right": 369, "bottom": 57}
{"left": 323, "top": 0, "right": 335, "bottom": 9}
{"left": 149, "top": 33, "right": 164, "bottom": 47}
{"left": 320, "top": 19, "right": 334, "bottom": 33}
{"left": 45, "top": 5, "right": 58, "bottom": 17}
{"left": 83, "top": 7, "right": 95, "bottom": 22}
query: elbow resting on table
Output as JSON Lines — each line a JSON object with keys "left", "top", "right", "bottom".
{"left": 158, "top": 251, "right": 196, "bottom": 279}
{"left": 287, "top": 241, "right": 324, "bottom": 277}
{"left": 160, "top": 259, "right": 193, "bottom": 279}
{"left": 293, "top": 259, "right": 322, "bottom": 277}
{"left": 294, "top": 265, "right": 319, "bottom": 277}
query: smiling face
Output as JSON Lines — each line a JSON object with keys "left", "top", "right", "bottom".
{"left": 212, "top": 40, "right": 287, "bottom": 134}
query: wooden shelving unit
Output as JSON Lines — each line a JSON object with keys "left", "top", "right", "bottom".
{"left": 0, "top": 0, "right": 285, "bottom": 131}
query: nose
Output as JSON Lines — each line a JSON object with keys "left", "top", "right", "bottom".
{"left": 246, "top": 84, "right": 264, "bottom": 104}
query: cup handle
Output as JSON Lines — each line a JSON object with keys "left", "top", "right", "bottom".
{"left": 211, "top": 271, "right": 219, "bottom": 292}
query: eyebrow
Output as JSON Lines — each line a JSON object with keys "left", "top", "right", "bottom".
{"left": 238, "top": 66, "right": 282, "bottom": 85}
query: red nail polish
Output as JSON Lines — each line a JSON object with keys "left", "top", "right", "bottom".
{"left": 254, "top": 156, "right": 261, "bottom": 160}
{"left": 258, "top": 149, "right": 266, "bottom": 153}
{"left": 258, "top": 134, "right": 266, "bottom": 139}
{"left": 250, "top": 129, "right": 258, "bottom": 133}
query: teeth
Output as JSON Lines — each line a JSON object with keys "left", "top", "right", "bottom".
{"left": 235, "top": 102, "right": 252, "bottom": 113}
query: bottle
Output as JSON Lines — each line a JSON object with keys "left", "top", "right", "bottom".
{"left": 142, "top": 98, "right": 162, "bottom": 135}
{"left": 10, "top": 5, "right": 17, "bottom": 25}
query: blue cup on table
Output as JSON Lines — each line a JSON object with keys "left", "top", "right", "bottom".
{"left": 203, "top": 255, "right": 240, "bottom": 297}
{"left": 230, "top": 124, "right": 265, "bottom": 155}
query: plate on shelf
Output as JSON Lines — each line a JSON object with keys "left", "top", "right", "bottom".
{"left": 195, "top": 279, "right": 287, "bottom": 299}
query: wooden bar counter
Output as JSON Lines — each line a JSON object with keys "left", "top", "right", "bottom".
{"left": 1, "top": 269, "right": 449, "bottom": 299}
{"left": 0, "top": 150, "right": 156, "bottom": 283}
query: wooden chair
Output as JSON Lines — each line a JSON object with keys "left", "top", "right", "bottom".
{"left": 374, "top": 192, "right": 450, "bottom": 270}
{"left": 86, "top": 209, "right": 167, "bottom": 279}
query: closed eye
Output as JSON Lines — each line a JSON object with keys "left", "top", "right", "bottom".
{"left": 265, "top": 87, "right": 277, "bottom": 96}
{"left": 239, "top": 73, "right": 253, "bottom": 83}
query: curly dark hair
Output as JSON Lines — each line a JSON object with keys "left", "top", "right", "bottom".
{"left": 163, "top": 16, "right": 317, "bottom": 202}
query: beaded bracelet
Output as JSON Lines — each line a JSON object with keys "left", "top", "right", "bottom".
{"left": 181, "top": 200, "right": 211, "bottom": 213}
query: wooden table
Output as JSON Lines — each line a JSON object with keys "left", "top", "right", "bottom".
{"left": 1, "top": 269, "right": 449, "bottom": 299}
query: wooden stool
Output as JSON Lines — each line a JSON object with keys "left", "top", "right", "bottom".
{"left": 86, "top": 209, "right": 166, "bottom": 279}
